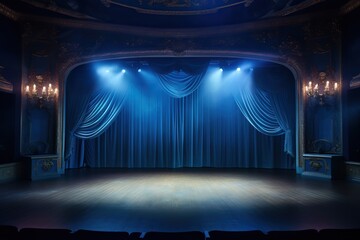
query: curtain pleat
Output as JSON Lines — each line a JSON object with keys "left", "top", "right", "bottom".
{"left": 233, "top": 74, "right": 294, "bottom": 157}
{"left": 65, "top": 81, "right": 127, "bottom": 168}
{"left": 75, "top": 89, "right": 127, "bottom": 138}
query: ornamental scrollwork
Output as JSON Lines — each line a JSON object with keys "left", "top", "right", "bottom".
{"left": 254, "top": 30, "right": 303, "bottom": 58}
{"left": 41, "top": 160, "right": 54, "bottom": 171}
{"left": 162, "top": 39, "right": 197, "bottom": 55}
{"left": 278, "top": 35, "right": 303, "bottom": 57}
{"left": 22, "top": 22, "right": 59, "bottom": 41}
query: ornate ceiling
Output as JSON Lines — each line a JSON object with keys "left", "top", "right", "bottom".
{"left": 0, "top": 0, "right": 352, "bottom": 28}
{"left": 103, "top": 0, "right": 285, "bottom": 15}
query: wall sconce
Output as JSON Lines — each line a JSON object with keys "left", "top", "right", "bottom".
{"left": 25, "top": 75, "right": 58, "bottom": 107}
{"left": 305, "top": 72, "right": 339, "bottom": 105}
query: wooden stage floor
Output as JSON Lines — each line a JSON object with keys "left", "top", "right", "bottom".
{"left": 0, "top": 168, "right": 360, "bottom": 233}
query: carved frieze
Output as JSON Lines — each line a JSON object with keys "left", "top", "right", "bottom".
{"left": 302, "top": 18, "right": 341, "bottom": 54}
{"left": 22, "top": 22, "right": 59, "bottom": 41}
{"left": 161, "top": 39, "right": 197, "bottom": 55}
{"left": 255, "top": 30, "right": 303, "bottom": 57}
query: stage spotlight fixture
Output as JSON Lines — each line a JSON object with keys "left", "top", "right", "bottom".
{"left": 219, "top": 68, "right": 223, "bottom": 72}
{"left": 138, "top": 68, "right": 142, "bottom": 73}
{"left": 121, "top": 69, "right": 126, "bottom": 73}
{"left": 236, "top": 67, "right": 241, "bottom": 72}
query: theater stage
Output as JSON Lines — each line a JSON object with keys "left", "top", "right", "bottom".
{"left": 0, "top": 168, "right": 359, "bottom": 233}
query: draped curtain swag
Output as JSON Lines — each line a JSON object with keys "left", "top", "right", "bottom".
{"left": 65, "top": 76, "right": 127, "bottom": 168}
{"left": 233, "top": 71, "right": 294, "bottom": 157}
{"left": 149, "top": 59, "right": 209, "bottom": 98}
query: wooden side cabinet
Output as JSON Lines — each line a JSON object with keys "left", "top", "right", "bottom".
{"left": 302, "top": 154, "right": 346, "bottom": 180}
{"left": 23, "top": 155, "right": 59, "bottom": 180}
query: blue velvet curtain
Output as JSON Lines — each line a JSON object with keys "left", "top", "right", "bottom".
{"left": 74, "top": 89, "right": 127, "bottom": 138}
{"left": 65, "top": 61, "right": 294, "bottom": 169}
{"left": 83, "top": 83, "right": 287, "bottom": 168}
{"left": 65, "top": 66, "right": 128, "bottom": 168}
{"left": 254, "top": 68, "right": 295, "bottom": 157}
{"left": 233, "top": 70, "right": 295, "bottom": 157}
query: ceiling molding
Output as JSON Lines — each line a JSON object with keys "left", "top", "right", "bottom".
{"left": 20, "top": 0, "right": 98, "bottom": 20}
{"left": 0, "top": 1, "right": 340, "bottom": 39}
{"left": 340, "top": 0, "right": 360, "bottom": 15}
{"left": 264, "top": 0, "right": 326, "bottom": 18}
{"left": 19, "top": 10, "right": 333, "bottom": 38}
{"left": 0, "top": 2, "right": 20, "bottom": 21}
{"left": 107, "top": 0, "right": 253, "bottom": 15}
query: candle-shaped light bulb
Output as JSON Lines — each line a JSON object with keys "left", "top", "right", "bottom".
{"left": 25, "top": 85, "right": 30, "bottom": 94}
{"left": 48, "top": 83, "right": 52, "bottom": 95}
{"left": 305, "top": 86, "right": 308, "bottom": 92}
{"left": 325, "top": 81, "right": 330, "bottom": 93}
{"left": 32, "top": 84, "right": 37, "bottom": 96}
{"left": 314, "top": 84, "right": 319, "bottom": 90}
{"left": 42, "top": 86, "right": 46, "bottom": 94}
{"left": 54, "top": 88, "right": 58, "bottom": 96}
{"left": 334, "top": 82, "right": 338, "bottom": 91}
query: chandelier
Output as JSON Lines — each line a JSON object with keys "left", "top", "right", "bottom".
{"left": 25, "top": 75, "right": 58, "bottom": 107}
{"left": 305, "top": 72, "right": 339, "bottom": 105}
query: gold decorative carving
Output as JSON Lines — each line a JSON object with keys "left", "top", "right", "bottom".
{"left": 27, "top": 72, "right": 52, "bottom": 85}
{"left": 163, "top": 39, "right": 197, "bottom": 55}
{"left": 308, "top": 158, "right": 329, "bottom": 173}
{"left": 310, "top": 160, "right": 323, "bottom": 171}
{"left": 41, "top": 160, "right": 54, "bottom": 172}
{"left": 255, "top": 31, "right": 303, "bottom": 57}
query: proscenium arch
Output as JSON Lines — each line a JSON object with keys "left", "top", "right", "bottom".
{"left": 58, "top": 50, "right": 304, "bottom": 174}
